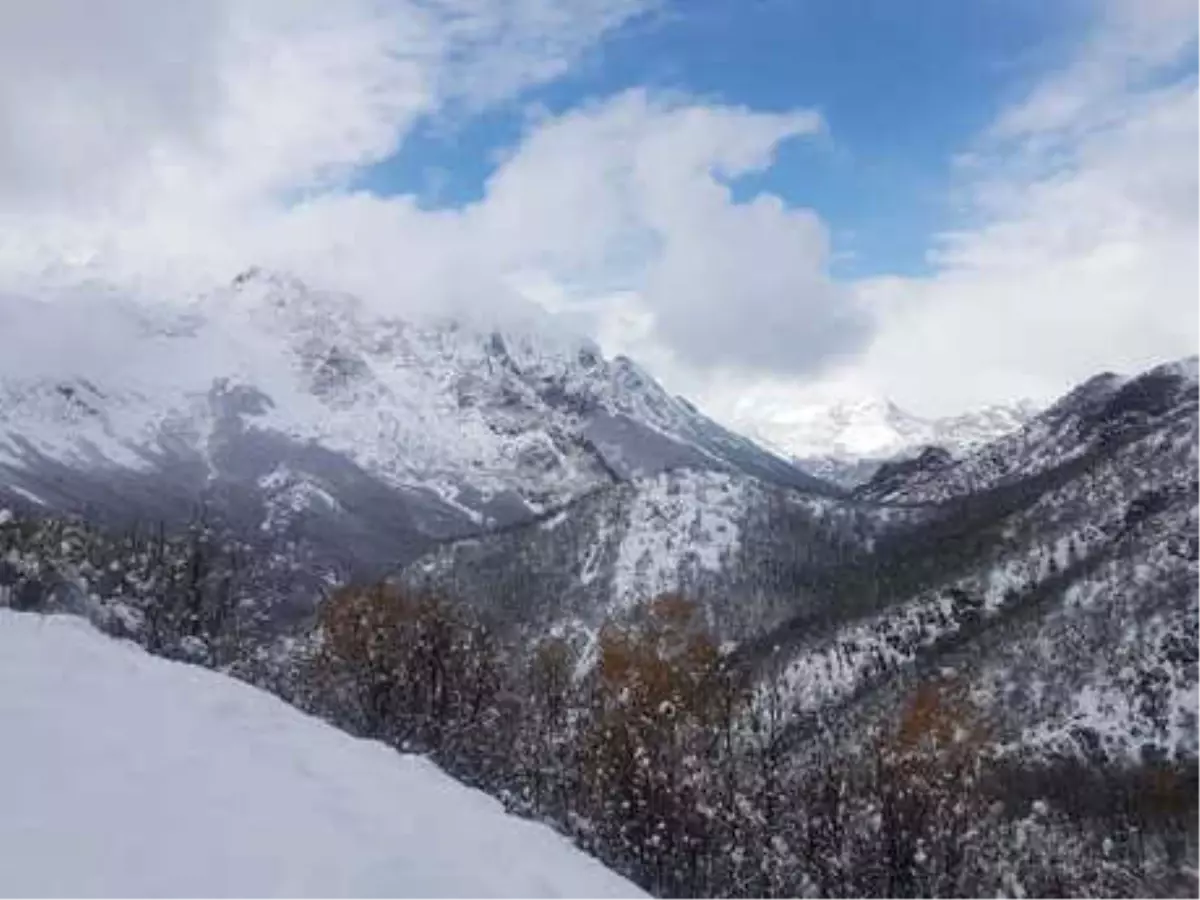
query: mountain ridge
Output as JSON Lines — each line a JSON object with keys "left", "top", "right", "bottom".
{"left": 396, "top": 353, "right": 1199, "bottom": 765}
{"left": 0, "top": 297, "right": 1194, "bottom": 898}
{"left": 734, "top": 392, "right": 1038, "bottom": 486}
{"left": 0, "top": 271, "right": 832, "bottom": 582}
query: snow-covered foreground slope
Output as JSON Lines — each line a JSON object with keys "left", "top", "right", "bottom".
{"left": 0, "top": 610, "right": 641, "bottom": 899}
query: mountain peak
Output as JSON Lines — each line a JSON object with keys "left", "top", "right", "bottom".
{"left": 0, "top": 276, "right": 826, "bottom": 570}
{"left": 734, "top": 392, "right": 1037, "bottom": 468}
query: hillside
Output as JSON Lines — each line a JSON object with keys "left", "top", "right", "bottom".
{"left": 761, "top": 356, "right": 1198, "bottom": 760}
{"left": 400, "top": 468, "right": 916, "bottom": 649}
{"left": 398, "top": 356, "right": 1199, "bottom": 767}
{"left": 0, "top": 609, "right": 641, "bottom": 898}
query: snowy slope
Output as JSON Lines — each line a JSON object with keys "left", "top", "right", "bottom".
{"left": 0, "top": 271, "right": 825, "bottom": 571}
{"left": 0, "top": 610, "right": 641, "bottom": 898}
{"left": 857, "top": 356, "right": 1199, "bottom": 505}
{"left": 401, "top": 356, "right": 1198, "bottom": 764}
{"left": 735, "top": 394, "right": 1036, "bottom": 486}
{"left": 401, "top": 468, "right": 905, "bottom": 650}
{"left": 735, "top": 356, "right": 1200, "bottom": 764}
{"left": 759, "top": 406, "right": 1198, "bottom": 761}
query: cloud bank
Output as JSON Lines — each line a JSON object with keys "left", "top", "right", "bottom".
{"left": 0, "top": 0, "right": 1194, "bottom": 423}
{"left": 0, "top": 2, "right": 865, "bottom": 382}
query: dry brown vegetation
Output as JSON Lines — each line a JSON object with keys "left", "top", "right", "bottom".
{"left": 304, "top": 582, "right": 1196, "bottom": 898}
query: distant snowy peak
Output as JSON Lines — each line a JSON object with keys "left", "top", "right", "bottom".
{"left": 744, "top": 396, "right": 1037, "bottom": 461}
{"left": 932, "top": 401, "right": 1043, "bottom": 450}
{"left": 736, "top": 393, "right": 1037, "bottom": 485}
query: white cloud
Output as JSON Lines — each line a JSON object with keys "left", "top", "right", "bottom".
{"left": 867, "top": 3, "right": 1197, "bottom": 416}
{"left": 470, "top": 90, "right": 867, "bottom": 375}
{"left": 715, "top": 0, "right": 1198, "bottom": 427}
{"left": 1, "top": 19, "right": 869, "bottom": 377}
{"left": 428, "top": 0, "right": 659, "bottom": 109}
{"left": 0, "top": 1, "right": 222, "bottom": 207}
{"left": 252, "top": 90, "right": 867, "bottom": 381}
{"left": 0, "top": 0, "right": 1192, "bottom": 437}
{"left": 0, "top": 0, "right": 656, "bottom": 292}
{"left": 990, "top": 0, "right": 1196, "bottom": 143}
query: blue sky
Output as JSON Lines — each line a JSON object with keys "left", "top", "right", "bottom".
{"left": 362, "top": 0, "right": 1092, "bottom": 277}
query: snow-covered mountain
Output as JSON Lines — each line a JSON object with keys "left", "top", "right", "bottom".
{"left": 1, "top": 268, "right": 1194, "bottom": 768}
{"left": 735, "top": 394, "right": 1037, "bottom": 486}
{"left": 0, "top": 270, "right": 827, "bottom": 575}
{"left": 401, "top": 468, "right": 915, "bottom": 653}
{"left": 398, "top": 355, "right": 1199, "bottom": 763}
{"left": 0, "top": 609, "right": 640, "bottom": 898}
{"left": 855, "top": 357, "right": 1198, "bottom": 505}
{"left": 1, "top": 353, "right": 1195, "bottom": 897}
{"left": 763, "top": 356, "right": 1199, "bottom": 762}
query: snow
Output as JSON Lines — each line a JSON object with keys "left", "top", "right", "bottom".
{"left": 0, "top": 610, "right": 642, "bottom": 899}
{"left": 730, "top": 391, "right": 1035, "bottom": 465}
{"left": 611, "top": 470, "right": 748, "bottom": 607}
{"left": 766, "top": 579, "right": 985, "bottom": 718}
{"left": 867, "top": 355, "right": 1199, "bottom": 505}
{"left": 4, "top": 484, "right": 47, "bottom": 506}
{"left": 0, "top": 272, "right": 793, "bottom": 521}
{"left": 1048, "top": 608, "right": 1198, "bottom": 760}
{"left": 258, "top": 465, "right": 342, "bottom": 532}
{"left": 579, "top": 517, "right": 612, "bottom": 587}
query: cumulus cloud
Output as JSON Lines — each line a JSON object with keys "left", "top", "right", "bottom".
{"left": 0, "top": 4, "right": 868, "bottom": 381}
{"left": 0, "top": 0, "right": 221, "bottom": 206}
{"left": 254, "top": 90, "right": 868, "bottom": 381}
{"left": 472, "top": 91, "right": 867, "bottom": 376}
{"left": 859, "top": 0, "right": 1198, "bottom": 416}
{"left": 0, "top": 0, "right": 657, "bottom": 217}
{"left": 0, "top": 1, "right": 412, "bottom": 287}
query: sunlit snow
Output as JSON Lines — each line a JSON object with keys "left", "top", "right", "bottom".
{"left": 0, "top": 610, "right": 642, "bottom": 898}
